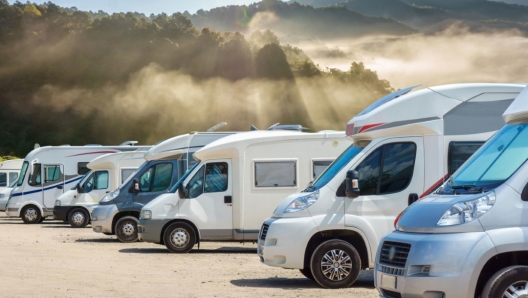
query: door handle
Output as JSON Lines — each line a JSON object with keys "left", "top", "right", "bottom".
{"left": 56, "top": 185, "right": 63, "bottom": 189}
{"left": 408, "top": 193, "right": 419, "bottom": 206}
{"left": 224, "top": 196, "right": 232, "bottom": 204}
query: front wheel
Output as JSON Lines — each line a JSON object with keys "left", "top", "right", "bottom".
{"left": 482, "top": 266, "right": 528, "bottom": 298}
{"left": 163, "top": 222, "right": 196, "bottom": 253}
{"left": 310, "top": 239, "right": 361, "bottom": 289}
{"left": 115, "top": 216, "right": 139, "bottom": 243}
{"left": 69, "top": 208, "right": 90, "bottom": 228}
{"left": 21, "top": 206, "right": 42, "bottom": 224}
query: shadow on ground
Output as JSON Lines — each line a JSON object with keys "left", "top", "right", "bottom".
{"left": 119, "top": 247, "right": 257, "bottom": 254}
{"left": 75, "top": 238, "right": 118, "bottom": 243}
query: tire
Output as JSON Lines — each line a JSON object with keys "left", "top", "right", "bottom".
{"left": 21, "top": 205, "right": 42, "bottom": 224}
{"left": 68, "top": 208, "right": 90, "bottom": 228}
{"left": 115, "top": 216, "right": 139, "bottom": 243}
{"left": 163, "top": 222, "right": 196, "bottom": 253}
{"left": 482, "top": 265, "right": 528, "bottom": 298}
{"left": 39, "top": 216, "right": 45, "bottom": 223}
{"left": 299, "top": 268, "right": 315, "bottom": 280}
{"left": 310, "top": 239, "right": 361, "bottom": 289}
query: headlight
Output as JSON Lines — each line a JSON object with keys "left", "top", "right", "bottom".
{"left": 437, "top": 191, "right": 496, "bottom": 226}
{"left": 55, "top": 200, "right": 61, "bottom": 206}
{"left": 140, "top": 210, "right": 152, "bottom": 220}
{"left": 101, "top": 190, "right": 120, "bottom": 203}
{"left": 283, "top": 191, "right": 319, "bottom": 213}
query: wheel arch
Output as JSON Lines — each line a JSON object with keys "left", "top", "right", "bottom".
{"left": 160, "top": 219, "right": 201, "bottom": 246}
{"left": 111, "top": 211, "right": 140, "bottom": 234}
{"left": 19, "top": 202, "right": 44, "bottom": 218}
{"left": 66, "top": 206, "right": 90, "bottom": 221}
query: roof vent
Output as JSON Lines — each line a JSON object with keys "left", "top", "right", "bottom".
{"left": 120, "top": 141, "right": 138, "bottom": 146}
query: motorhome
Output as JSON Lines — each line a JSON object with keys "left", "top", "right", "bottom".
{"left": 90, "top": 131, "right": 238, "bottom": 242}
{"left": 137, "top": 130, "right": 350, "bottom": 253}
{"left": 5, "top": 142, "right": 148, "bottom": 224}
{"left": 53, "top": 150, "right": 150, "bottom": 228}
{"left": 0, "top": 181, "right": 17, "bottom": 211}
{"left": 0, "top": 159, "right": 23, "bottom": 190}
{"left": 257, "top": 83, "right": 526, "bottom": 289}
{"left": 373, "top": 86, "right": 528, "bottom": 298}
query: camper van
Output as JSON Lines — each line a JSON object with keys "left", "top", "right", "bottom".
{"left": 137, "top": 130, "right": 350, "bottom": 253}
{"left": 90, "top": 132, "right": 237, "bottom": 242}
{"left": 257, "top": 83, "right": 526, "bottom": 289}
{"left": 0, "top": 181, "right": 17, "bottom": 211}
{"left": 53, "top": 150, "right": 150, "bottom": 228}
{"left": 0, "top": 159, "right": 23, "bottom": 190}
{"left": 5, "top": 143, "right": 148, "bottom": 224}
{"left": 373, "top": 86, "right": 528, "bottom": 298}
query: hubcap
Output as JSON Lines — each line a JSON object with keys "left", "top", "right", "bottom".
{"left": 170, "top": 228, "right": 190, "bottom": 248}
{"left": 320, "top": 249, "right": 353, "bottom": 281}
{"left": 503, "top": 280, "right": 528, "bottom": 298}
{"left": 121, "top": 222, "right": 135, "bottom": 237}
{"left": 71, "top": 212, "right": 85, "bottom": 226}
{"left": 24, "top": 208, "right": 38, "bottom": 222}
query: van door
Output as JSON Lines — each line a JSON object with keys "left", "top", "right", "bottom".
{"left": 132, "top": 162, "right": 175, "bottom": 210}
{"left": 344, "top": 137, "right": 424, "bottom": 247}
{"left": 81, "top": 171, "right": 110, "bottom": 204}
{"left": 42, "top": 164, "right": 65, "bottom": 209}
{"left": 179, "top": 160, "right": 233, "bottom": 240}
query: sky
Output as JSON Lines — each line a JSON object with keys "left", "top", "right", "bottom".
{"left": 29, "top": 0, "right": 261, "bottom": 15}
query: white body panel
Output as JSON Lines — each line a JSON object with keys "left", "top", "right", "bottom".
{"left": 0, "top": 159, "right": 23, "bottom": 190}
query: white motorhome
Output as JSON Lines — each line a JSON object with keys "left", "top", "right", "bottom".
{"left": 137, "top": 130, "right": 350, "bottom": 253}
{"left": 5, "top": 143, "right": 149, "bottom": 224}
{"left": 257, "top": 83, "right": 525, "bottom": 289}
{"left": 373, "top": 86, "right": 528, "bottom": 298}
{"left": 53, "top": 150, "right": 149, "bottom": 228}
{"left": 0, "top": 159, "right": 23, "bottom": 190}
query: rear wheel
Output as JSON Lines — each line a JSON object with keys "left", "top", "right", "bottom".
{"left": 310, "top": 239, "right": 361, "bottom": 289}
{"left": 21, "top": 206, "right": 42, "bottom": 224}
{"left": 163, "top": 222, "right": 196, "bottom": 253}
{"left": 482, "top": 266, "right": 528, "bottom": 298}
{"left": 115, "top": 216, "right": 139, "bottom": 243}
{"left": 299, "top": 268, "right": 315, "bottom": 280}
{"left": 68, "top": 208, "right": 90, "bottom": 228}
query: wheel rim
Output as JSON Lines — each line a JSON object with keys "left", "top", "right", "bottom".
{"left": 24, "top": 208, "right": 38, "bottom": 222}
{"left": 320, "top": 249, "right": 353, "bottom": 281}
{"left": 71, "top": 212, "right": 85, "bottom": 226}
{"left": 170, "top": 228, "right": 190, "bottom": 248}
{"left": 121, "top": 222, "right": 136, "bottom": 237}
{"left": 503, "top": 280, "right": 528, "bottom": 298}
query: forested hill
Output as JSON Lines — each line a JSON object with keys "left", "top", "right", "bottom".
{"left": 188, "top": 0, "right": 417, "bottom": 39}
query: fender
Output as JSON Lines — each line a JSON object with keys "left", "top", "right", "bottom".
{"left": 166, "top": 215, "right": 203, "bottom": 241}
{"left": 342, "top": 214, "right": 382, "bottom": 264}
{"left": 18, "top": 201, "right": 45, "bottom": 217}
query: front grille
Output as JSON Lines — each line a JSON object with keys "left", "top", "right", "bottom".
{"left": 259, "top": 224, "right": 269, "bottom": 240}
{"left": 379, "top": 265, "right": 405, "bottom": 276}
{"left": 380, "top": 241, "right": 411, "bottom": 267}
{"left": 381, "top": 289, "right": 402, "bottom": 298}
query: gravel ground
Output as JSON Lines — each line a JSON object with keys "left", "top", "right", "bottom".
{"left": 0, "top": 215, "right": 379, "bottom": 297}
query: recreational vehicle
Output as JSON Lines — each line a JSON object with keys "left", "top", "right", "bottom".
{"left": 54, "top": 150, "right": 149, "bottom": 228}
{"left": 0, "top": 181, "right": 16, "bottom": 211}
{"left": 0, "top": 159, "right": 23, "bottom": 190}
{"left": 257, "top": 83, "right": 525, "bottom": 289}
{"left": 5, "top": 143, "right": 148, "bottom": 224}
{"left": 373, "top": 86, "right": 528, "bottom": 297}
{"left": 137, "top": 130, "right": 350, "bottom": 253}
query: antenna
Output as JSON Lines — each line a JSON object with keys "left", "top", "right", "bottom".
{"left": 207, "top": 122, "right": 227, "bottom": 132}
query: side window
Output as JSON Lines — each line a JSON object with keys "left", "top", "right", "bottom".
{"left": 83, "top": 173, "right": 94, "bottom": 193}
{"left": 0, "top": 172, "right": 6, "bottom": 187}
{"left": 78, "top": 162, "right": 89, "bottom": 175}
{"left": 44, "top": 165, "right": 61, "bottom": 183}
{"left": 187, "top": 166, "right": 205, "bottom": 198}
{"left": 9, "top": 172, "right": 18, "bottom": 185}
{"left": 121, "top": 168, "right": 136, "bottom": 184}
{"left": 448, "top": 141, "right": 484, "bottom": 176}
{"left": 379, "top": 143, "right": 416, "bottom": 194}
{"left": 139, "top": 168, "right": 154, "bottom": 192}
{"left": 28, "top": 164, "right": 42, "bottom": 186}
{"left": 151, "top": 163, "right": 173, "bottom": 192}
{"left": 355, "top": 147, "right": 382, "bottom": 196}
{"left": 255, "top": 161, "right": 296, "bottom": 187}
{"left": 205, "top": 163, "right": 228, "bottom": 193}
{"left": 313, "top": 160, "right": 333, "bottom": 179}
{"left": 94, "top": 171, "right": 109, "bottom": 190}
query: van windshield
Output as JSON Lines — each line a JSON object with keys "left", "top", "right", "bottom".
{"left": 438, "top": 123, "right": 528, "bottom": 194}
{"left": 17, "top": 161, "right": 29, "bottom": 187}
{"left": 72, "top": 171, "right": 92, "bottom": 190}
{"left": 170, "top": 162, "right": 200, "bottom": 193}
{"left": 305, "top": 144, "right": 365, "bottom": 192}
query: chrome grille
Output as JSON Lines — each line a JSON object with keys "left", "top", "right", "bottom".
{"left": 379, "top": 265, "right": 405, "bottom": 276}
{"left": 259, "top": 224, "right": 269, "bottom": 240}
{"left": 380, "top": 241, "right": 411, "bottom": 267}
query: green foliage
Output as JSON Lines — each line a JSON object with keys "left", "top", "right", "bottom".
{"left": 325, "top": 62, "right": 393, "bottom": 95}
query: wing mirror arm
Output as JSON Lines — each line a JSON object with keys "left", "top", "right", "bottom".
{"left": 345, "top": 170, "right": 360, "bottom": 198}
{"left": 76, "top": 184, "right": 83, "bottom": 194}
{"left": 178, "top": 183, "right": 189, "bottom": 199}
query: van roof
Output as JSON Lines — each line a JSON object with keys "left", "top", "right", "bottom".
{"left": 194, "top": 130, "right": 345, "bottom": 161}
{"left": 347, "top": 83, "right": 525, "bottom": 141}
{"left": 87, "top": 151, "right": 148, "bottom": 170}
{"left": 503, "top": 85, "right": 528, "bottom": 124}
{"left": 0, "top": 159, "right": 23, "bottom": 170}
{"left": 23, "top": 145, "right": 150, "bottom": 161}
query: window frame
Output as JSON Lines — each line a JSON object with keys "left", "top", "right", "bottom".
{"left": 44, "top": 165, "right": 61, "bottom": 183}
{"left": 94, "top": 170, "right": 109, "bottom": 190}
{"left": 253, "top": 159, "right": 298, "bottom": 189}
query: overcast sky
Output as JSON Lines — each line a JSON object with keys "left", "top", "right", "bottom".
{"left": 29, "top": 0, "right": 262, "bottom": 15}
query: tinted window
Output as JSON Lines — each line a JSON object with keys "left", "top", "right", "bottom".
{"left": 205, "top": 163, "right": 228, "bottom": 193}
{"left": 28, "top": 164, "right": 42, "bottom": 186}
{"left": 9, "top": 172, "right": 18, "bottom": 184}
{"left": 379, "top": 143, "right": 416, "bottom": 194}
{"left": 45, "top": 165, "right": 60, "bottom": 182}
{"left": 0, "top": 173, "right": 6, "bottom": 187}
{"left": 139, "top": 167, "right": 154, "bottom": 192}
{"left": 255, "top": 161, "right": 296, "bottom": 187}
{"left": 151, "top": 163, "right": 173, "bottom": 192}
{"left": 313, "top": 160, "right": 333, "bottom": 179}
{"left": 94, "top": 171, "right": 109, "bottom": 190}
{"left": 17, "top": 161, "right": 29, "bottom": 186}
{"left": 83, "top": 173, "right": 94, "bottom": 193}
{"left": 448, "top": 142, "right": 484, "bottom": 176}
{"left": 355, "top": 147, "right": 382, "bottom": 196}
{"left": 121, "top": 168, "right": 136, "bottom": 184}
{"left": 188, "top": 166, "right": 205, "bottom": 198}
{"left": 77, "top": 162, "right": 89, "bottom": 175}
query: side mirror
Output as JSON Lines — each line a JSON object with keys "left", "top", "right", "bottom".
{"left": 76, "top": 184, "right": 83, "bottom": 194}
{"left": 130, "top": 178, "right": 140, "bottom": 194}
{"left": 177, "top": 183, "right": 189, "bottom": 199}
{"left": 345, "top": 170, "right": 360, "bottom": 198}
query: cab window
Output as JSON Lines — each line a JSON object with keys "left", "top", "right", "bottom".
{"left": 205, "top": 163, "right": 228, "bottom": 193}
{"left": 44, "top": 165, "right": 61, "bottom": 183}
{"left": 83, "top": 173, "right": 94, "bottom": 193}
{"left": 28, "top": 164, "right": 42, "bottom": 186}
{"left": 138, "top": 163, "right": 173, "bottom": 192}
{"left": 0, "top": 173, "right": 6, "bottom": 187}
{"left": 355, "top": 147, "right": 382, "bottom": 196}
{"left": 94, "top": 171, "right": 109, "bottom": 190}
{"left": 187, "top": 166, "right": 205, "bottom": 198}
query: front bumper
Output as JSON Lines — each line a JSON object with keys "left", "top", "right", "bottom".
{"left": 374, "top": 231, "right": 496, "bottom": 298}
{"left": 91, "top": 204, "right": 118, "bottom": 234}
{"left": 53, "top": 206, "right": 73, "bottom": 221}
{"left": 5, "top": 206, "right": 19, "bottom": 217}
{"left": 0, "top": 198, "right": 7, "bottom": 211}
{"left": 138, "top": 218, "right": 171, "bottom": 244}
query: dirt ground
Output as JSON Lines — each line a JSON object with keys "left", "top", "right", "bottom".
{"left": 0, "top": 215, "right": 378, "bottom": 297}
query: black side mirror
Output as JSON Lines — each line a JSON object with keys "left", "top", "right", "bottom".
{"left": 345, "top": 170, "right": 360, "bottom": 198}
{"left": 178, "top": 183, "right": 189, "bottom": 199}
{"left": 130, "top": 178, "right": 140, "bottom": 194}
{"left": 76, "top": 184, "right": 83, "bottom": 194}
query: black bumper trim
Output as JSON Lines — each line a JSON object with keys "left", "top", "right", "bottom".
{"left": 53, "top": 206, "right": 74, "bottom": 220}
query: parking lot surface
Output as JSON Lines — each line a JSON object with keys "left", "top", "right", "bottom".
{"left": 0, "top": 215, "right": 378, "bottom": 297}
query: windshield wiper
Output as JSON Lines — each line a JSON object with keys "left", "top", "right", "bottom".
{"left": 451, "top": 184, "right": 477, "bottom": 189}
